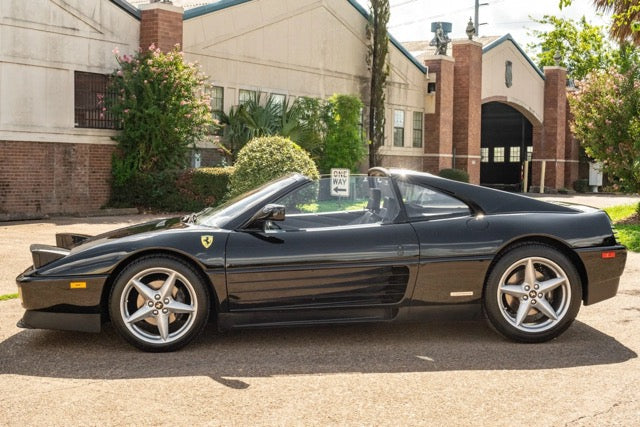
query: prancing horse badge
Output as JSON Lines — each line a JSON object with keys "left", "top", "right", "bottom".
{"left": 201, "top": 235, "right": 213, "bottom": 249}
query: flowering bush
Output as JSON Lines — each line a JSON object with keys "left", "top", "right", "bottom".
{"left": 107, "top": 45, "right": 213, "bottom": 185}
{"left": 569, "top": 66, "right": 640, "bottom": 193}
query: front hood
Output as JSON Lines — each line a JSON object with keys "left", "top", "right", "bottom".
{"left": 33, "top": 217, "right": 228, "bottom": 276}
{"left": 88, "top": 217, "right": 187, "bottom": 241}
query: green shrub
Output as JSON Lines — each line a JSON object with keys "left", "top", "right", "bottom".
{"left": 438, "top": 168, "right": 469, "bottom": 183}
{"left": 177, "top": 167, "right": 234, "bottom": 208}
{"left": 319, "top": 94, "right": 366, "bottom": 173}
{"left": 573, "top": 179, "right": 590, "bottom": 193}
{"left": 229, "top": 136, "right": 319, "bottom": 197}
{"left": 109, "top": 167, "right": 233, "bottom": 212}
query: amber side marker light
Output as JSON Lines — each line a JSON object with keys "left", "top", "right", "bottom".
{"left": 601, "top": 251, "right": 616, "bottom": 259}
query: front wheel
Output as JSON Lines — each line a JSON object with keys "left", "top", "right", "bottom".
{"left": 109, "top": 255, "right": 210, "bottom": 352}
{"left": 483, "top": 244, "right": 582, "bottom": 343}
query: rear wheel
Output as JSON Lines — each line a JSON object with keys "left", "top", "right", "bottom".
{"left": 109, "top": 255, "right": 209, "bottom": 352}
{"left": 483, "top": 244, "right": 582, "bottom": 343}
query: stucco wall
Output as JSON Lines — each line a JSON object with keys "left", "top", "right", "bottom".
{"left": 481, "top": 39, "right": 545, "bottom": 125}
{"left": 0, "top": 0, "right": 139, "bottom": 145}
{"left": 183, "top": 0, "right": 428, "bottom": 153}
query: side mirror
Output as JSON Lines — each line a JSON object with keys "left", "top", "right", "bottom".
{"left": 247, "top": 204, "right": 286, "bottom": 226}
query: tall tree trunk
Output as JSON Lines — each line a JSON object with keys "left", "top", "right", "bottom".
{"left": 368, "top": 0, "right": 390, "bottom": 168}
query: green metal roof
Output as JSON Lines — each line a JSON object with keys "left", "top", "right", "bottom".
{"left": 111, "top": 0, "right": 140, "bottom": 19}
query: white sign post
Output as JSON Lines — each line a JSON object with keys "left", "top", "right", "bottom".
{"left": 330, "top": 168, "right": 350, "bottom": 197}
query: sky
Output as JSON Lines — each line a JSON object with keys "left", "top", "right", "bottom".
{"left": 355, "top": 0, "right": 610, "bottom": 55}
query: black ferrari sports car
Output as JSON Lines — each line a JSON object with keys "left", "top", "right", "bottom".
{"left": 17, "top": 168, "right": 626, "bottom": 351}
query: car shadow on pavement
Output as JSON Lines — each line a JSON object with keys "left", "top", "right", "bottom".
{"left": 0, "top": 319, "right": 635, "bottom": 389}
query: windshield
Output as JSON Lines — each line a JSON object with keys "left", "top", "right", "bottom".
{"left": 196, "top": 174, "right": 303, "bottom": 228}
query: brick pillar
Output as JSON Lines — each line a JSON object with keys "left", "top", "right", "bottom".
{"left": 452, "top": 40, "right": 483, "bottom": 184}
{"left": 139, "top": 2, "right": 184, "bottom": 52}
{"left": 423, "top": 56, "right": 455, "bottom": 174}
{"left": 534, "top": 66, "right": 567, "bottom": 191}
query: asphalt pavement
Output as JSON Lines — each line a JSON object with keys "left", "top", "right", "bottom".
{"left": 0, "top": 197, "right": 639, "bottom": 425}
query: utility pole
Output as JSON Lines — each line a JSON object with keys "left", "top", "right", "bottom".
{"left": 474, "top": 0, "right": 489, "bottom": 36}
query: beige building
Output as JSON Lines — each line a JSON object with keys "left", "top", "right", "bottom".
{"left": 0, "top": 0, "right": 577, "bottom": 219}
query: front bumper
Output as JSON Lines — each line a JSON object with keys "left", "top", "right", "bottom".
{"left": 16, "top": 268, "right": 108, "bottom": 311}
{"left": 16, "top": 268, "right": 108, "bottom": 333}
{"left": 576, "top": 245, "right": 627, "bottom": 305}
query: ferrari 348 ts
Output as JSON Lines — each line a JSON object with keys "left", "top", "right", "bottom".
{"left": 16, "top": 168, "right": 626, "bottom": 351}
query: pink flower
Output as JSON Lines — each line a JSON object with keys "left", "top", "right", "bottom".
{"left": 112, "top": 47, "right": 120, "bottom": 55}
{"left": 180, "top": 100, "right": 187, "bottom": 105}
{"left": 117, "top": 70, "right": 123, "bottom": 76}
{"left": 124, "top": 109, "right": 130, "bottom": 114}
{"left": 148, "top": 43, "right": 156, "bottom": 51}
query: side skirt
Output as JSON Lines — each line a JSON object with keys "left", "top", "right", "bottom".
{"left": 216, "top": 304, "right": 483, "bottom": 331}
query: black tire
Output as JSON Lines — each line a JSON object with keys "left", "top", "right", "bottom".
{"left": 109, "top": 255, "right": 210, "bottom": 352}
{"left": 483, "top": 244, "right": 582, "bottom": 343}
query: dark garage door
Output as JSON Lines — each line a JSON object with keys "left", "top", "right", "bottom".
{"left": 481, "top": 102, "right": 532, "bottom": 190}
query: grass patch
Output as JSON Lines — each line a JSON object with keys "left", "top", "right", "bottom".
{"left": 604, "top": 204, "right": 637, "bottom": 222}
{"left": 615, "top": 225, "right": 640, "bottom": 252}
{"left": 0, "top": 293, "right": 18, "bottom": 301}
{"left": 604, "top": 204, "right": 640, "bottom": 252}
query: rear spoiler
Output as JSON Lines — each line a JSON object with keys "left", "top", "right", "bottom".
{"left": 55, "top": 233, "right": 91, "bottom": 249}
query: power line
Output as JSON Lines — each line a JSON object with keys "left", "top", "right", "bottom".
{"left": 392, "top": 0, "right": 421, "bottom": 7}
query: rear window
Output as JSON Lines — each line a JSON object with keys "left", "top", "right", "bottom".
{"left": 396, "top": 181, "right": 470, "bottom": 220}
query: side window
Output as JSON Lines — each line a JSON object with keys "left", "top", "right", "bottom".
{"left": 397, "top": 181, "right": 470, "bottom": 219}
{"left": 273, "top": 177, "right": 400, "bottom": 230}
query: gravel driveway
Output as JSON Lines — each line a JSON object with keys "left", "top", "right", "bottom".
{"left": 0, "top": 199, "right": 638, "bottom": 425}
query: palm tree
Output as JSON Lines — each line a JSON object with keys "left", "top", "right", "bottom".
{"left": 593, "top": 0, "right": 640, "bottom": 45}
{"left": 216, "top": 105, "right": 251, "bottom": 162}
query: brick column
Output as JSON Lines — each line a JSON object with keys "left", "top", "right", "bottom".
{"left": 452, "top": 40, "right": 482, "bottom": 184}
{"left": 423, "top": 56, "right": 455, "bottom": 174}
{"left": 139, "top": 2, "right": 184, "bottom": 52}
{"left": 534, "top": 66, "right": 567, "bottom": 190}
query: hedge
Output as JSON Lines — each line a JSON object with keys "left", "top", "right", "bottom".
{"left": 109, "top": 167, "right": 234, "bottom": 212}
{"left": 438, "top": 168, "right": 470, "bottom": 183}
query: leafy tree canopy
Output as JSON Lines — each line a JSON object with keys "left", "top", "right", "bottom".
{"left": 559, "top": 0, "right": 640, "bottom": 45}
{"left": 528, "top": 15, "right": 614, "bottom": 80}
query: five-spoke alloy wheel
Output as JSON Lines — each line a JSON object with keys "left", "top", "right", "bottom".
{"left": 484, "top": 244, "right": 582, "bottom": 343}
{"left": 109, "top": 255, "right": 209, "bottom": 352}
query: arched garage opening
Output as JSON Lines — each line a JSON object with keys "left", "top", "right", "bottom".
{"left": 480, "top": 102, "right": 533, "bottom": 190}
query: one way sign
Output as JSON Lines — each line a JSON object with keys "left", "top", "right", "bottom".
{"left": 330, "top": 168, "right": 350, "bottom": 197}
